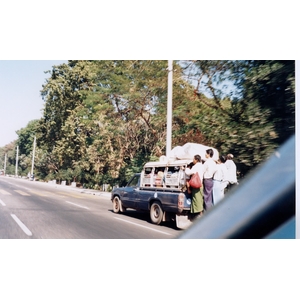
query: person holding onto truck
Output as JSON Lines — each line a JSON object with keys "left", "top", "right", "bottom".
{"left": 212, "top": 155, "right": 228, "bottom": 205}
{"left": 203, "top": 148, "right": 217, "bottom": 210}
{"left": 185, "top": 154, "right": 204, "bottom": 218}
{"left": 225, "top": 153, "right": 238, "bottom": 190}
{"left": 185, "top": 161, "right": 194, "bottom": 193}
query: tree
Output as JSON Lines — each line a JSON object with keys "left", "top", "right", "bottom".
{"left": 0, "top": 141, "right": 16, "bottom": 175}
{"left": 175, "top": 60, "right": 291, "bottom": 176}
{"left": 16, "top": 120, "right": 39, "bottom": 156}
{"left": 13, "top": 59, "right": 293, "bottom": 186}
{"left": 81, "top": 60, "right": 171, "bottom": 180}
{"left": 239, "top": 60, "right": 295, "bottom": 145}
{"left": 39, "top": 61, "right": 95, "bottom": 150}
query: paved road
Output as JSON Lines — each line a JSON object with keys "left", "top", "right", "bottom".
{"left": 0, "top": 176, "right": 181, "bottom": 239}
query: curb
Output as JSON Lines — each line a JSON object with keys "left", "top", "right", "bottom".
{"left": 2, "top": 175, "right": 111, "bottom": 199}
{"left": 53, "top": 184, "right": 111, "bottom": 198}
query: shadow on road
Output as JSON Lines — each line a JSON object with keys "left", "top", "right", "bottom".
{"left": 108, "top": 209, "right": 181, "bottom": 230}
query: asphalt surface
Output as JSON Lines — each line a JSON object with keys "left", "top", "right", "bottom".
{"left": 0, "top": 175, "right": 179, "bottom": 238}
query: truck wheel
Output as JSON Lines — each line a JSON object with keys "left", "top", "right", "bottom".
{"left": 150, "top": 201, "right": 163, "bottom": 225}
{"left": 112, "top": 196, "right": 122, "bottom": 213}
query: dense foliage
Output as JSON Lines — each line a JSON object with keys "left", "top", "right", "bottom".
{"left": 0, "top": 60, "right": 295, "bottom": 189}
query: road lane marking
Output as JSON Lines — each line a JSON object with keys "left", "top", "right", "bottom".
{"left": 0, "top": 199, "right": 6, "bottom": 206}
{"left": 10, "top": 214, "right": 33, "bottom": 236}
{"left": 29, "top": 190, "right": 54, "bottom": 197}
{"left": 66, "top": 201, "right": 90, "bottom": 210}
{"left": 14, "top": 190, "right": 30, "bottom": 196}
{"left": 0, "top": 189, "right": 11, "bottom": 195}
{"left": 10, "top": 184, "right": 30, "bottom": 190}
{"left": 51, "top": 193, "right": 67, "bottom": 198}
{"left": 59, "top": 192, "right": 83, "bottom": 199}
{"left": 26, "top": 191, "right": 44, "bottom": 197}
{"left": 114, "top": 217, "right": 172, "bottom": 236}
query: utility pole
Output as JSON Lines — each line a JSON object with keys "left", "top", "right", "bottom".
{"left": 15, "top": 146, "right": 19, "bottom": 177}
{"left": 31, "top": 136, "right": 36, "bottom": 176}
{"left": 4, "top": 153, "right": 7, "bottom": 175}
{"left": 166, "top": 60, "right": 173, "bottom": 157}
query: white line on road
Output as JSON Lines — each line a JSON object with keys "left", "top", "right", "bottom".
{"left": 114, "top": 217, "right": 172, "bottom": 236}
{"left": 0, "top": 199, "right": 6, "bottom": 206}
{"left": 0, "top": 189, "right": 11, "bottom": 195}
{"left": 66, "top": 201, "right": 90, "bottom": 210}
{"left": 14, "top": 190, "right": 30, "bottom": 196}
{"left": 10, "top": 214, "right": 33, "bottom": 236}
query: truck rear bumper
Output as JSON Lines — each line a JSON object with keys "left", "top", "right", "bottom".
{"left": 176, "top": 214, "right": 193, "bottom": 229}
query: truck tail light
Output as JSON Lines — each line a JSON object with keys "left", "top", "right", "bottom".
{"left": 178, "top": 193, "right": 185, "bottom": 209}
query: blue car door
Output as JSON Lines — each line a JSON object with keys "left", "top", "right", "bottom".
{"left": 121, "top": 175, "right": 140, "bottom": 209}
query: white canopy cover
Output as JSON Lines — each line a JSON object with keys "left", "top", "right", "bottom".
{"left": 168, "top": 143, "right": 219, "bottom": 161}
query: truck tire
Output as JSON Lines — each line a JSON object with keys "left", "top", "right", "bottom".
{"left": 112, "top": 196, "right": 122, "bottom": 213}
{"left": 150, "top": 201, "right": 164, "bottom": 225}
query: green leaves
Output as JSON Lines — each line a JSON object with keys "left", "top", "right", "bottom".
{"left": 1, "top": 60, "right": 294, "bottom": 185}
{"left": 172, "top": 60, "right": 294, "bottom": 177}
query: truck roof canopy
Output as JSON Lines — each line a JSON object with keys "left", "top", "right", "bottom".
{"left": 167, "top": 143, "right": 219, "bottom": 161}
{"left": 144, "top": 159, "right": 192, "bottom": 168}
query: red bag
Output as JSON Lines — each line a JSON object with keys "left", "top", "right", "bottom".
{"left": 189, "top": 172, "right": 202, "bottom": 189}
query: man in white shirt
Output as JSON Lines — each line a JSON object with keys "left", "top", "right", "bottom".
{"left": 225, "top": 153, "right": 238, "bottom": 190}
{"left": 203, "top": 149, "right": 217, "bottom": 210}
{"left": 213, "top": 155, "right": 228, "bottom": 205}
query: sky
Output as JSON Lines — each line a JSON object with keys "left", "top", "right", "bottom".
{"left": 0, "top": 60, "right": 67, "bottom": 147}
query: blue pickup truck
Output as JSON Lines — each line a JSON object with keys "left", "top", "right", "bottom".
{"left": 111, "top": 159, "right": 194, "bottom": 229}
